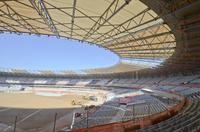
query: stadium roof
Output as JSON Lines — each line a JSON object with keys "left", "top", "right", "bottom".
{"left": 0, "top": 0, "right": 175, "bottom": 59}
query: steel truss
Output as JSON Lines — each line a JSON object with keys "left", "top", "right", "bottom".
{"left": 0, "top": 19, "right": 18, "bottom": 31}
{"left": 0, "top": 2, "right": 39, "bottom": 34}
{"left": 70, "top": 0, "right": 77, "bottom": 38}
{"left": 107, "top": 31, "right": 172, "bottom": 47}
{"left": 29, "top": 0, "right": 59, "bottom": 37}
{"left": 115, "top": 46, "right": 175, "bottom": 52}
{"left": 101, "top": 21, "right": 164, "bottom": 46}
{"left": 82, "top": 0, "right": 132, "bottom": 41}
{"left": 110, "top": 41, "right": 176, "bottom": 50}
{"left": 90, "top": 7, "right": 175, "bottom": 59}
{"left": 92, "top": 8, "right": 152, "bottom": 44}
{"left": 110, "top": 29, "right": 175, "bottom": 58}
{"left": 43, "top": 0, "right": 107, "bottom": 39}
{"left": 121, "top": 55, "right": 168, "bottom": 59}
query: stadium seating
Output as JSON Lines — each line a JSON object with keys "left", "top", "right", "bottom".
{"left": 0, "top": 74, "right": 200, "bottom": 131}
{"left": 72, "top": 94, "right": 180, "bottom": 130}
{"left": 135, "top": 97, "right": 200, "bottom": 132}
{"left": 73, "top": 100, "right": 120, "bottom": 129}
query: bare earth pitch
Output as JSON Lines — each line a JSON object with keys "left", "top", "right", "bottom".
{"left": 0, "top": 93, "right": 89, "bottom": 132}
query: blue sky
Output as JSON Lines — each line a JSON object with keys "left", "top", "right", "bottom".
{"left": 0, "top": 33, "right": 119, "bottom": 71}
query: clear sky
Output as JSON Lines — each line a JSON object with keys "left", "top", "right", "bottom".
{"left": 0, "top": 33, "right": 119, "bottom": 71}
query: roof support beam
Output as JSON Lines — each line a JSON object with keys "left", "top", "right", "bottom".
{"left": 120, "top": 55, "right": 168, "bottom": 59}
{"left": 115, "top": 46, "right": 175, "bottom": 52}
{"left": 82, "top": 0, "right": 132, "bottom": 41}
{"left": 0, "top": 2, "right": 39, "bottom": 34}
{"left": 0, "top": 19, "right": 19, "bottom": 32}
{"left": 43, "top": 1, "right": 107, "bottom": 39}
{"left": 99, "top": 17, "right": 161, "bottom": 45}
{"left": 92, "top": 8, "right": 151, "bottom": 43}
{"left": 110, "top": 41, "right": 176, "bottom": 50}
{"left": 118, "top": 51, "right": 174, "bottom": 54}
{"left": 70, "top": 0, "right": 77, "bottom": 38}
{"left": 102, "top": 21, "right": 163, "bottom": 46}
{"left": 29, "top": 0, "right": 59, "bottom": 37}
{"left": 106, "top": 31, "right": 172, "bottom": 47}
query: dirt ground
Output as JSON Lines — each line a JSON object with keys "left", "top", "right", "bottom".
{"left": 0, "top": 93, "right": 89, "bottom": 109}
{"left": 0, "top": 93, "right": 90, "bottom": 132}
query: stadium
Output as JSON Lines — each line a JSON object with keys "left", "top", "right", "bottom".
{"left": 0, "top": 0, "right": 200, "bottom": 132}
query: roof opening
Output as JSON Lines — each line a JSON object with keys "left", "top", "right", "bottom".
{"left": 0, "top": 33, "right": 119, "bottom": 72}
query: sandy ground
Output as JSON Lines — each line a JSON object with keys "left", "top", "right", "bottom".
{"left": 0, "top": 93, "right": 92, "bottom": 132}
{"left": 0, "top": 93, "right": 88, "bottom": 109}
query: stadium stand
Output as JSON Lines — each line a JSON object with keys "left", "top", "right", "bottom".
{"left": 135, "top": 98, "right": 200, "bottom": 132}
{"left": 0, "top": 72, "right": 199, "bottom": 131}
{"left": 83, "top": 63, "right": 149, "bottom": 74}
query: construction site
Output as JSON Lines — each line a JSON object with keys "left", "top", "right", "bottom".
{"left": 0, "top": 0, "right": 200, "bottom": 132}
